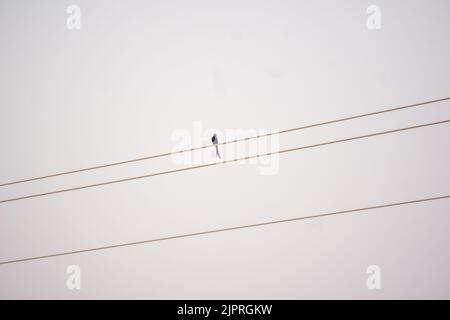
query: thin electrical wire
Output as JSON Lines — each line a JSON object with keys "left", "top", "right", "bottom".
{"left": 0, "top": 119, "right": 448, "bottom": 205}
{"left": 1, "top": 97, "right": 449, "bottom": 187}
{"left": 0, "top": 194, "right": 448, "bottom": 266}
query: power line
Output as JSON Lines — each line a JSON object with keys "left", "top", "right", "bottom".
{"left": 0, "top": 194, "right": 448, "bottom": 266}
{"left": 0, "top": 119, "right": 448, "bottom": 205}
{"left": 1, "top": 96, "right": 449, "bottom": 188}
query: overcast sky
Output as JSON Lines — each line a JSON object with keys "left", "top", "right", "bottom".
{"left": 0, "top": 0, "right": 449, "bottom": 299}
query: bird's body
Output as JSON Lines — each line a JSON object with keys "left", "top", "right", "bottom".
{"left": 211, "top": 134, "right": 221, "bottom": 159}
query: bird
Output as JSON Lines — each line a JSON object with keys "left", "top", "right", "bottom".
{"left": 211, "top": 133, "right": 221, "bottom": 159}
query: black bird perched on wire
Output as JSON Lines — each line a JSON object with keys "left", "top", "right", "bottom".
{"left": 211, "top": 133, "right": 221, "bottom": 159}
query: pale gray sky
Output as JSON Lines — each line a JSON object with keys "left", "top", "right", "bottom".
{"left": 0, "top": 0, "right": 449, "bottom": 299}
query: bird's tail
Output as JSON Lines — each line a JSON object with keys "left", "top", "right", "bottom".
{"left": 215, "top": 146, "right": 221, "bottom": 159}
